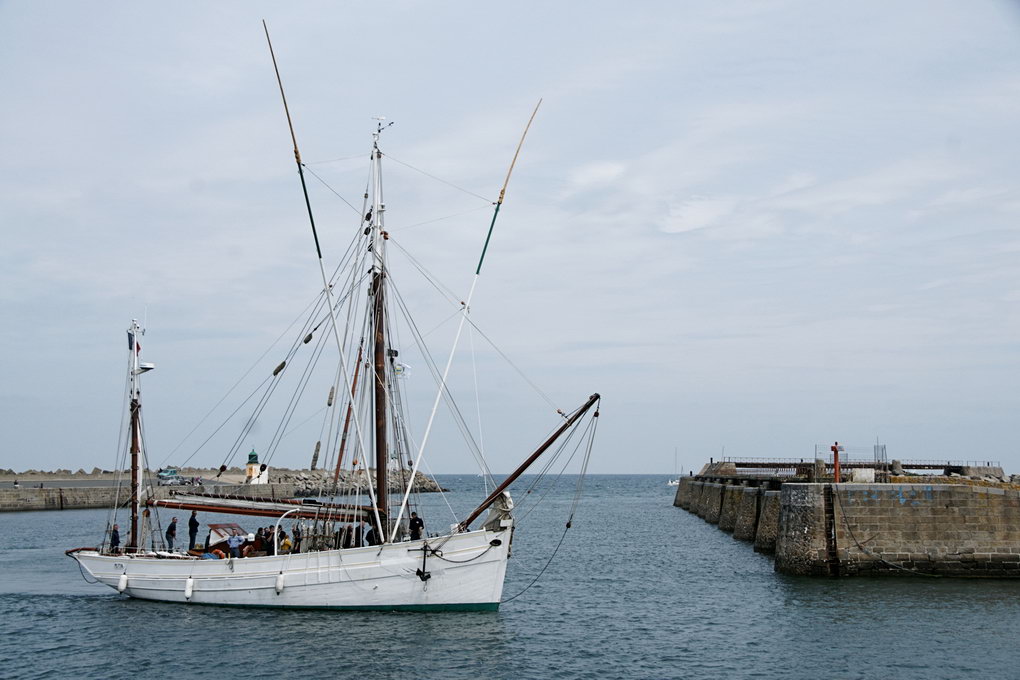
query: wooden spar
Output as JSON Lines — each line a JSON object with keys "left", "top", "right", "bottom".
{"left": 162, "top": 491, "right": 377, "bottom": 511}
{"left": 263, "top": 20, "right": 322, "bottom": 259}
{"left": 372, "top": 268, "right": 388, "bottom": 529}
{"left": 128, "top": 397, "right": 140, "bottom": 551}
{"left": 149, "top": 498, "right": 372, "bottom": 522}
{"left": 475, "top": 98, "right": 541, "bottom": 276}
{"left": 459, "top": 393, "right": 600, "bottom": 531}
{"left": 333, "top": 341, "right": 364, "bottom": 486}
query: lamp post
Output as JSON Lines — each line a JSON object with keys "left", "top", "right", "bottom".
{"left": 831, "top": 442, "right": 845, "bottom": 483}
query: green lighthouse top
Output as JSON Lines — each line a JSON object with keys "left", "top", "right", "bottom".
{"left": 247, "top": 449, "right": 259, "bottom": 465}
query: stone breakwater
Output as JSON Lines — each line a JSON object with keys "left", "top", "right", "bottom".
{"left": 0, "top": 483, "right": 297, "bottom": 513}
{"left": 674, "top": 477, "right": 1020, "bottom": 577}
{"left": 0, "top": 471, "right": 444, "bottom": 513}
{"left": 273, "top": 470, "right": 445, "bottom": 496}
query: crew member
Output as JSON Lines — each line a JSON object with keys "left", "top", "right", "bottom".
{"left": 188, "top": 511, "right": 200, "bottom": 550}
{"left": 409, "top": 512, "right": 425, "bottom": 541}
{"left": 165, "top": 517, "right": 178, "bottom": 550}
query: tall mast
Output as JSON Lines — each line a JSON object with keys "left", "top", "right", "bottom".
{"left": 262, "top": 21, "right": 385, "bottom": 537}
{"left": 370, "top": 124, "right": 388, "bottom": 529}
{"left": 126, "top": 320, "right": 142, "bottom": 552}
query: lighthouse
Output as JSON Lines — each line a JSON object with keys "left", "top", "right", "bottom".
{"left": 245, "top": 449, "right": 269, "bottom": 485}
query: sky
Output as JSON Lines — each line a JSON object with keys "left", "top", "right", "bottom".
{"left": 2, "top": 1, "right": 1019, "bottom": 476}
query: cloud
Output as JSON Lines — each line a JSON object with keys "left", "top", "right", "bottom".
{"left": 661, "top": 195, "right": 736, "bottom": 233}
{"left": 2, "top": 2, "right": 1020, "bottom": 474}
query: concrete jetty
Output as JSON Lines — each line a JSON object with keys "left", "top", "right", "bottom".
{"left": 674, "top": 459, "right": 1020, "bottom": 577}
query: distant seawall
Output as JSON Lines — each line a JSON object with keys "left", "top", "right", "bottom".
{"left": 674, "top": 477, "right": 1020, "bottom": 577}
{"left": 0, "top": 483, "right": 299, "bottom": 513}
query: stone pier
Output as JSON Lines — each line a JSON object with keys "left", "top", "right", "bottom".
{"left": 675, "top": 474, "right": 1020, "bottom": 577}
{"left": 774, "top": 483, "right": 1020, "bottom": 577}
{"left": 0, "top": 483, "right": 300, "bottom": 512}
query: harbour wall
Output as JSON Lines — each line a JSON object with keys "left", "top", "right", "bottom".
{"left": 0, "top": 483, "right": 299, "bottom": 513}
{"left": 775, "top": 483, "right": 1020, "bottom": 576}
{"left": 674, "top": 477, "right": 1020, "bottom": 577}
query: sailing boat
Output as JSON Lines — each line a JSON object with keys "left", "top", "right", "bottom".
{"left": 67, "top": 31, "right": 600, "bottom": 611}
{"left": 667, "top": 448, "right": 681, "bottom": 486}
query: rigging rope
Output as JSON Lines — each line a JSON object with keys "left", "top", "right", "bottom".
{"left": 302, "top": 163, "right": 362, "bottom": 214}
{"left": 501, "top": 407, "right": 598, "bottom": 605}
{"left": 303, "top": 153, "right": 366, "bottom": 165}
{"left": 391, "top": 204, "right": 494, "bottom": 233}
{"left": 384, "top": 153, "right": 494, "bottom": 204}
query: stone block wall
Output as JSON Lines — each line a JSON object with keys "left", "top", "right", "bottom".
{"left": 718, "top": 485, "right": 742, "bottom": 532}
{"left": 702, "top": 483, "right": 724, "bottom": 524}
{"left": 732, "top": 487, "right": 761, "bottom": 541}
{"left": 673, "top": 477, "right": 696, "bottom": 509}
{"left": 753, "top": 491, "right": 781, "bottom": 554}
{"left": 687, "top": 481, "right": 704, "bottom": 512}
{"left": 774, "top": 483, "right": 1020, "bottom": 577}
{"left": 773, "top": 484, "right": 828, "bottom": 575}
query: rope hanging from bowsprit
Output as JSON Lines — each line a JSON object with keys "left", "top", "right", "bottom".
{"left": 501, "top": 405, "right": 599, "bottom": 605}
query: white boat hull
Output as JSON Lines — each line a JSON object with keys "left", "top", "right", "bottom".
{"left": 71, "top": 528, "right": 510, "bottom": 611}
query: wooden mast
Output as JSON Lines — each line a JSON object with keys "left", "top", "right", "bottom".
{"left": 125, "top": 319, "right": 148, "bottom": 553}
{"left": 263, "top": 22, "right": 386, "bottom": 537}
{"left": 372, "top": 268, "right": 387, "bottom": 530}
{"left": 370, "top": 138, "right": 389, "bottom": 534}
{"left": 128, "top": 395, "right": 140, "bottom": 551}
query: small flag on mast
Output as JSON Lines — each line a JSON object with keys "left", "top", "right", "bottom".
{"left": 127, "top": 331, "right": 141, "bottom": 354}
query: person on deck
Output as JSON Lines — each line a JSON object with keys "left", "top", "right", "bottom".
{"left": 188, "top": 511, "right": 200, "bottom": 550}
{"left": 409, "top": 512, "right": 424, "bottom": 541}
{"left": 165, "top": 517, "right": 178, "bottom": 551}
{"left": 110, "top": 524, "right": 120, "bottom": 553}
{"left": 279, "top": 531, "right": 293, "bottom": 554}
{"left": 292, "top": 523, "right": 302, "bottom": 553}
{"left": 361, "top": 520, "right": 377, "bottom": 547}
{"left": 226, "top": 532, "right": 245, "bottom": 559}
{"left": 253, "top": 527, "right": 265, "bottom": 553}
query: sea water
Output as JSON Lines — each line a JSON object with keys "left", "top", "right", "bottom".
{"left": 2, "top": 474, "right": 1018, "bottom": 679}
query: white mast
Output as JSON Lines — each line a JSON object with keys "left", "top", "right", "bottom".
{"left": 126, "top": 319, "right": 154, "bottom": 551}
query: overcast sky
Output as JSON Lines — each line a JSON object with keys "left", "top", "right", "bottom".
{"left": 2, "top": 1, "right": 1019, "bottom": 475}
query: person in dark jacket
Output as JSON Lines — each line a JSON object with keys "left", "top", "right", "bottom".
{"left": 253, "top": 527, "right": 265, "bottom": 553}
{"left": 409, "top": 512, "right": 425, "bottom": 541}
{"left": 110, "top": 524, "right": 120, "bottom": 553}
{"left": 188, "top": 511, "right": 200, "bottom": 550}
{"left": 165, "top": 517, "right": 178, "bottom": 550}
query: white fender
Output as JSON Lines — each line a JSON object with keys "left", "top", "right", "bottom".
{"left": 275, "top": 572, "right": 285, "bottom": 595}
{"left": 117, "top": 574, "right": 128, "bottom": 593}
{"left": 184, "top": 577, "right": 194, "bottom": 600}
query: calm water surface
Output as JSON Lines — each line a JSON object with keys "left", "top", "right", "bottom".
{"left": 1, "top": 474, "right": 1018, "bottom": 679}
